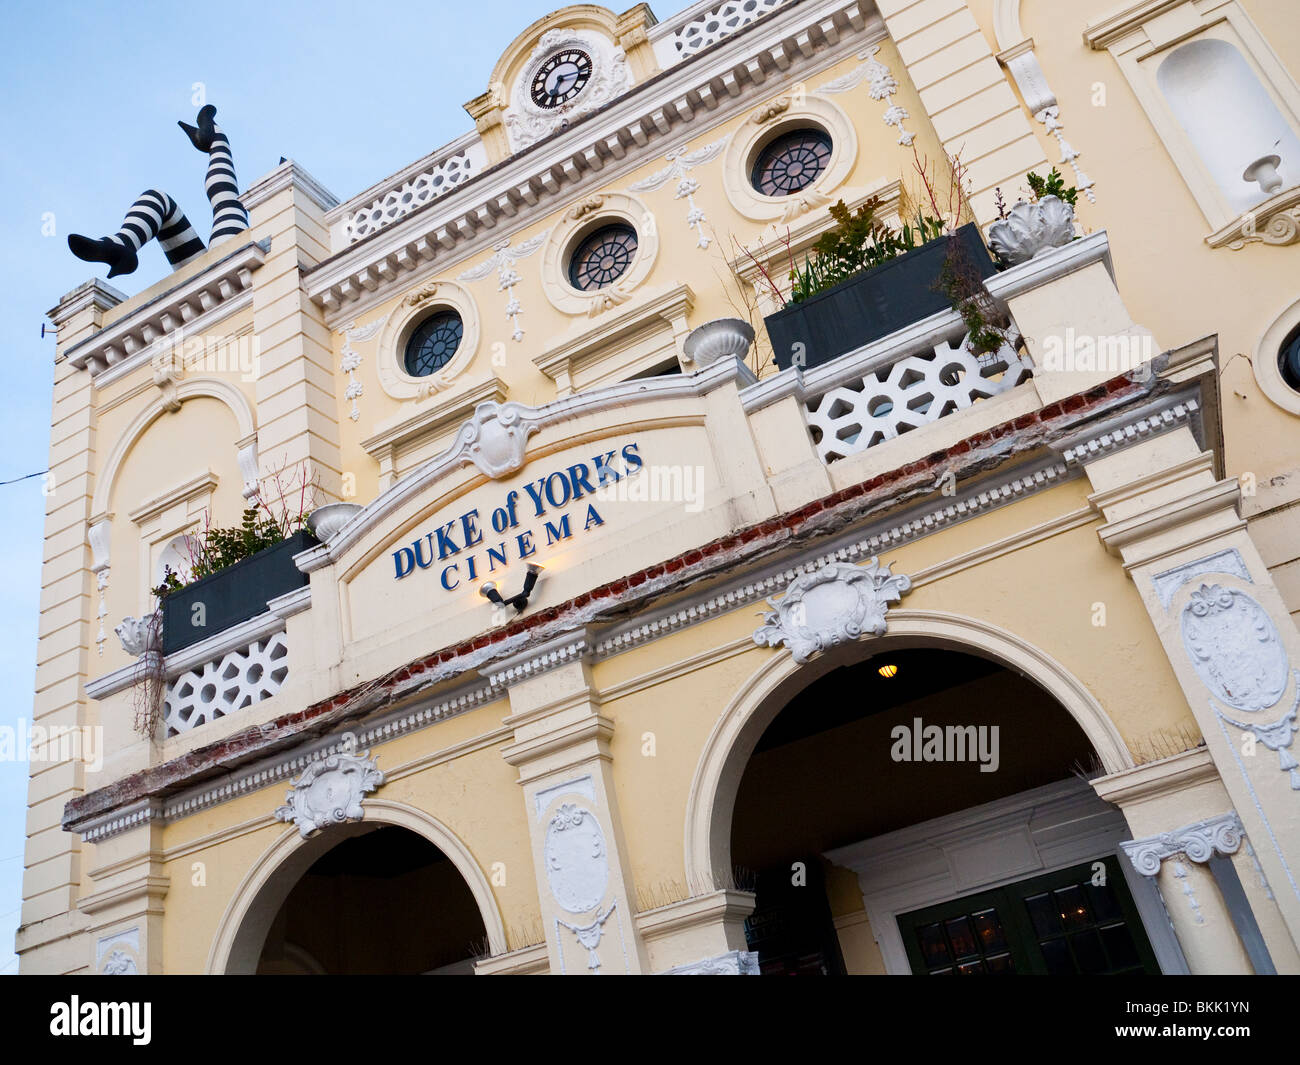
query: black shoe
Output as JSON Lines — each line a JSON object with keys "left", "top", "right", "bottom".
{"left": 178, "top": 104, "right": 218, "bottom": 152}
{"left": 68, "top": 234, "right": 138, "bottom": 278}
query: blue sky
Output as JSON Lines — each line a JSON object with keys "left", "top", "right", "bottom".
{"left": 0, "top": 0, "right": 692, "bottom": 974}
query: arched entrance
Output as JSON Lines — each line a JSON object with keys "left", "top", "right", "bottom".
{"left": 209, "top": 801, "right": 506, "bottom": 974}
{"left": 686, "top": 616, "right": 1174, "bottom": 975}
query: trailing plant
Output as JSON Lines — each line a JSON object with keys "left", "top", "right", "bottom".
{"left": 912, "top": 145, "right": 1016, "bottom": 359}
{"left": 129, "top": 609, "right": 166, "bottom": 739}
{"left": 1024, "top": 166, "right": 1079, "bottom": 208}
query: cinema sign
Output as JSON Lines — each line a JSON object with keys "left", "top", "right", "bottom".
{"left": 391, "top": 442, "right": 644, "bottom": 592}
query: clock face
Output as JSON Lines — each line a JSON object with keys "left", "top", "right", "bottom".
{"left": 531, "top": 48, "right": 593, "bottom": 109}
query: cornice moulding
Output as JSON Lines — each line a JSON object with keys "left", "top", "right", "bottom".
{"left": 303, "top": 0, "right": 880, "bottom": 317}
{"left": 532, "top": 282, "right": 696, "bottom": 384}
{"left": 63, "top": 238, "right": 271, "bottom": 381}
{"left": 126, "top": 471, "right": 218, "bottom": 525}
{"left": 48, "top": 278, "right": 127, "bottom": 326}
{"left": 360, "top": 375, "right": 510, "bottom": 460}
{"left": 242, "top": 159, "right": 340, "bottom": 213}
{"left": 1082, "top": 0, "right": 1188, "bottom": 50}
{"left": 1091, "top": 746, "right": 1217, "bottom": 807}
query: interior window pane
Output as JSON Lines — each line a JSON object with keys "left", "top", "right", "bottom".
{"left": 918, "top": 922, "right": 951, "bottom": 967}
{"left": 1025, "top": 892, "right": 1064, "bottom": 937}
{"left": 1070, "top": 928, "right": 1107, "bottom": 974}
{"left": 1086, "top": 880, "right": 1122, "bottom": 921}
{"left": 1055, "top": 885, "right": 1091, "bottom": 929}
{"left": 972, "top": 908, "right": 1007, "bottom": 952}
{"left": 984, "top": 953, "right": 1015, "bottom": 974}
{"left": 944, "top": 916, "right": 979, "bottom": 959}
{"left": 1039, "top": 936, "right": 1076, "bottom": 975}
{"left": 1101, "top": 923, "right": 1141, "bottom": 970}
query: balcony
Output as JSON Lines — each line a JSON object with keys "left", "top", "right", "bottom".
{"left": 83, "top": 229, "right": 1152, "bottom": 785}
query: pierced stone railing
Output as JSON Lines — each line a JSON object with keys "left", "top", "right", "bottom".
{"left": 665, "top": 0, "right": 795, "bottom": 58}
{"left": 163, "top": 631, "right": 289, "bottom": 737}
{"left": 343, "top": 148, "right": 477, "bottom": 244}
{"left": 805, "top": 327, "right": 1033, "bottom": 464}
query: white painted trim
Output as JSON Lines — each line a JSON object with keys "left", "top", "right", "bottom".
{"left": 207, "top": 799, "right": 508, "bottom": 973}
{"left": 684, "top": 614, "right": 1135, "bottom": 894}
{"left": 826, "top": 778, "right": 1188, "bottom": 975}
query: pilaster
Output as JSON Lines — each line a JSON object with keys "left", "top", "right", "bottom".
{"left": 1085, "top": 420, "right": 1300, "bottom": 957}
{"left": 498, "top": 631, "right": 650, "bottom": 974}
{"left": 243, "top": 161, "right": 343, "bottom": 502}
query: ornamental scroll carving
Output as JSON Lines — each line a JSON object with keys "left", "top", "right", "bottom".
{"left": 753, "top": 558, "right": 911, "bottom": 664}
{"left": 274, "top": 732, "right": 384, "bottom": 838}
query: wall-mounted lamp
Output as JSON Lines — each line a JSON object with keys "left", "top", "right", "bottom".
{"left": 479, "top": 563, "right": 544, "bottom": 612}
{"left": 877, "top": 663, "right": 899, "bottom": 679}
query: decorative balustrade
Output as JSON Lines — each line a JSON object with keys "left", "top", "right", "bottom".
{"left": 162, "top": 631, "right": 289, "bottom": 737}
{"left": 804, "top": 327, "right": 1034, "bottom": 464}
{"left": 343, "top": 150, "right": 476, "bottom": 244}
{"left": 668, "top": 0, "right": 795, "bottom": 58}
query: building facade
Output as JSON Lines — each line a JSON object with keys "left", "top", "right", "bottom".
{"left": 23, "top": 0, "right": 1300, "bottom": 974}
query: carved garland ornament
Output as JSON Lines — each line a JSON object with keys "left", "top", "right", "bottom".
{"left": 753, "top": 558, "right": 911, "bottom": 663}
{"left": 457, "top": 233, "right": 548, "bottom": 343}
{"left": 274, "top": 732, "right": 384, "bottom": 838}
{"left": 628, "top": 138, "right": 727, "bottom": 250}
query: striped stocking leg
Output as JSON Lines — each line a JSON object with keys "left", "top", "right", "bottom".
{"left": 67, "top": 191, "right": 206, "bottom": 278}
{"left": 179, "top": 105, "right": 250, "bottom": 246}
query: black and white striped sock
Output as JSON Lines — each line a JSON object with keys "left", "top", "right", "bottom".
{"left": 180, "top": 105, "right": 250, "bottom": 246}
{"left": 67, "top": 190, "right": 206, "bottom": 278}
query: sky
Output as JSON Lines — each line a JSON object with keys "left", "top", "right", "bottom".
{"left": 0, "top": 0, "right": 693, "bottom": 974}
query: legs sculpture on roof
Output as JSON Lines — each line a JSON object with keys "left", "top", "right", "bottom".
{"left": 67, "top": 105, "right": 251, "bottom": 278}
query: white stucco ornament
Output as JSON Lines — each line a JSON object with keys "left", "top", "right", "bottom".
{"left": 544, "top": 802, "right": 610, "bottom": 914}
{"left": 102, "top": 950, "right": 138, "bottom": 975}
{"left": 987, "top": 195, "right": 1076, "bottom": 265}
{"left": 753, "top": 558, "right": 911, "bottom": 664}
{"left": 275, "top": 733, "right": 384, "bottom": 838}
{"left": 505, "top": 28, "right": 631, "bottom": 152}
{"left": 1121, "top": 813, "right": 1245, "bottom": 877}
{"left": 115, "top": 612, "right": 162, "bottom": 657}
{"left": 448, "top": 400, "right": 543, "bottom": 480}
{"left": 1181, "top": 584, "right": 1289, "bottom": 712}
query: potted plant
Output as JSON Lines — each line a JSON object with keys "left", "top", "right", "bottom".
{"left": 749, "top": 182, "right": 999, "bottom": 373}
{"left": 156, "top": 510, "right": 318, "bottom": 654}
{"left": 150, "top": 462, "right": 321, "bottom": 655}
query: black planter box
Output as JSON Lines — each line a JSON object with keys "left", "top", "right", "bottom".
{"left": 765, "top": 222, "right": 996, "bottom": 372}
{"left": 161, "top": 529, "right": 318, "bottom": 655}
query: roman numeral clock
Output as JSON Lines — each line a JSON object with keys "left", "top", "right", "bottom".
{"left": 531, "top": 48, "right": 593, "bottom": 109}
{"left": 504, "top": 29, "right": 632, "bottom": 151}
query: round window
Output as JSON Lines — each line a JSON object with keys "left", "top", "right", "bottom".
{"left": 403, "top": 311, "right": 464, "bottom": 377}
{"left": 568, "top": 223, "right": 638, "bottom": 291}
{"left": 751, "top": 128, "right": 833, "bottom": 197}
{"left": 1280, "top": 324, "right": 1300, "bottom": 393}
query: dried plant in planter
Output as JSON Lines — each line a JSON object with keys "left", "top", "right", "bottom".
{"left": 912, "top": 145, "right": 1016, "bottom": 358}
{"left": 129, "top": 609, "right": 166, "bottom": 738}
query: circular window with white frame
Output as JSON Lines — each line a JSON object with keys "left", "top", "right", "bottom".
{"left": 373, "top": 279, "right": 481, "bottom": 400}
{"left": 722, "top": 94, "right": 858, "bottom": 222}
{"left": 1253, "top": 297, "right": 1300, "bottom": 416}
{"left": 539, "top": 191, "right": 660, "bottom": 316}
